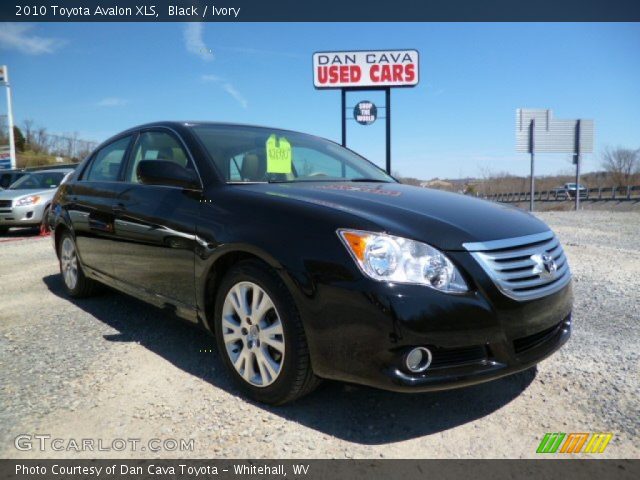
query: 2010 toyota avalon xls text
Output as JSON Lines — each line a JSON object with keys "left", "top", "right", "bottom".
{"left": 49, "top": 122, "right": 573, "bottom": 405}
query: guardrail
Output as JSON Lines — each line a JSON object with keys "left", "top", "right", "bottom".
{"left": 484, "top": 186, "right": 640, "bottom": 203}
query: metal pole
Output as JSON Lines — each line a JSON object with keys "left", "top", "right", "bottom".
{"left": 529, "top": 118, "right": 535, "bottom": 212}
{"left": 385, "top": 88, "right": 391, "bottom": 174}
{"left": 575, "top": 119, "right": 581, "bottom": 211}
{"left": 3, "top": 66, "right": 17, "bottom": 170}
{"left": 341, "top": 89, "right": 346, "bottom": 147}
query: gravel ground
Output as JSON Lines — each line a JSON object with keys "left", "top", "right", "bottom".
{"left": 0, "top": 211, "right": 638, "bottom": 459}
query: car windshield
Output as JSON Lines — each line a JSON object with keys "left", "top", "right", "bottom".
{"left": 9, "top": 172, "right": 66, "bottom": 190}
{"left": 190, "top": 124, "right": 395, "bottom": 184}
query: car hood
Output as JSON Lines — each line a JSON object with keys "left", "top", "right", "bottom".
{"left": 241, "top": 181, "right": 550, "bottom": 250}
{"left": 0, "top": 188, "right": 56, "bottom": 201}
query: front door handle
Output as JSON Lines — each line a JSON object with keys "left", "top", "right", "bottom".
{"left": 112, "top": 203, "right": 126, "bottom": 214}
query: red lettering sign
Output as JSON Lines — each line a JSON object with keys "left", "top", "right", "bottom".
{"left": 313, "top": 50, "right": 419, "bottom": 89}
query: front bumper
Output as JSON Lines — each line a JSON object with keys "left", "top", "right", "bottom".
{"left": 298, "top": 256, "right": 573, "bottom": 393}
{"left": 0, "top": 203, "right": 46, "bottom": 227}
{"left": 384, "top": 315, "right": 571, "bottom": 391}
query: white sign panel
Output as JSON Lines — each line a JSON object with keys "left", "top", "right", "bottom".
{"left": 313, "top": 50, "right": 419, "bottom": 89}
{"left": 516, "top": 109, "right": 594, "bottom": 154}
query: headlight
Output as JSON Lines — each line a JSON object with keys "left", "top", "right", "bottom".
{"left": 15, "top": 195, "right": 41, "bottom": 206}
{"left": 338, "top": 229, "right": 468, "bottom": 293}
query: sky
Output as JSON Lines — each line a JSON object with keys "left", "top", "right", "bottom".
{"left": 0, "top": 22, "right": 638, "bottom": 180}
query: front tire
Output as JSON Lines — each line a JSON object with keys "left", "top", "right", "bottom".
{"left": 58, "top": 231, "right": 99, "bottom": 298}
{"left": 40, "top": 207, "right": 51, "bottom": 235}
{"left": 213, "top": 260, "right": 320, "bottom": 405}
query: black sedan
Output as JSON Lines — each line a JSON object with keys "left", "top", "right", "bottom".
{"left": 50, "top": 122, "right": 573, "bottom": 404}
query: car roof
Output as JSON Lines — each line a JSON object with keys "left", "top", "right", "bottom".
{"left": 114, "top": 121, "right": 312, "bottom": 138}
{"left": 25, "top": 168, "right": 75, "bottom": 174}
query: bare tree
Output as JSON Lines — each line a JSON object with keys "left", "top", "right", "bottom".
{"left": 76, "top": 140, "right": 96, "bottom": 160}
{"left": 22, "top": 119, "right": 35, "bottom": 146}
{"left": 477, "top": 165, "right": 495, "bottom": 196}
{"left": 33, "top": 127, "right": 49, "bottom": 154}
{"left": 601, "top": 146, "right": 639, "bottom": 187}
{"left": 477, "top": 166, "right": 524, "bottom": 196}
{"left": 0, "top": 116, "right": 7, "bottom": 144}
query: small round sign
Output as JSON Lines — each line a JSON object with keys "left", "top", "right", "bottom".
{"left": 353, "top": 101, "right": 377, "bottom": 125}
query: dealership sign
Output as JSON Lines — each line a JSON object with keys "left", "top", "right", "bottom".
{"left": 0, "top": 146, "right": 11, "bottom": 170}
{"left": 313, "top": 50, "right": 419, "bottom": 89}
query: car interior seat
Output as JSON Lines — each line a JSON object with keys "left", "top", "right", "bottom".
{"left": 240, "top": 153, "right": 266, "bottom": 181}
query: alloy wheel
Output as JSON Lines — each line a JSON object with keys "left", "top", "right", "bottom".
{"left": 221, "top": 281, "right": 285, "bottom": 387}
{"left": 60, "top": 237, "right": 78, "bottom": 290}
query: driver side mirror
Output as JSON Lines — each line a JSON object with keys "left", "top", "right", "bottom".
{"left": 137, "top": 160, "right": 200, "bottom": 190}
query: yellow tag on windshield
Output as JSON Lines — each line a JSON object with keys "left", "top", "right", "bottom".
{"left": 266, "top": 134, "right": 292, "bottom": 174}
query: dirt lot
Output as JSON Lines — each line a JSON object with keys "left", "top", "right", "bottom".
{"left": 1, "top": 211, "right": 638, "bottom": 459}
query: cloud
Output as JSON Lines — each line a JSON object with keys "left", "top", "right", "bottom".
{"left": 0, "top": 23, "right": 65, "bottom": 55}
{"left": 201, "top": 74, "right": 248, "bottom": 109}
{"left": 184, "top": 23, "right": 213, "bottom": 62}
{"left": 218, "top": 46, "right": 304, "bottom": 59}
{"left": 221, "top": 83, "right": 248, "bottom": 109}
{"left": 96, "top": 97, "right": 128, "bottom": 107}
{"left": 200, "top": 74, "right": 223, "bottom": 83}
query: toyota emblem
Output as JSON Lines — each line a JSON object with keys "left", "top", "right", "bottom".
{"left": 531, "top": 253, "right": 557, "bottom": 278}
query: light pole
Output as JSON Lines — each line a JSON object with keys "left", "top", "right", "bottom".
{"left": 1, "top": 65, "right": 17, "bottom": 170}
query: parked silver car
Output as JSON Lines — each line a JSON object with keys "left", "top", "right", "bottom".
{"left": 0, "top": 170, "right": 28, "bottom": 190}
{"left": 551, "top": 183, "right": 588, "bottom": 200}
{"left": 0, "top": 169, "right": 74, "bottom": 233}
{"left": 563, "top": 183, "right": 588, "bottom": 199}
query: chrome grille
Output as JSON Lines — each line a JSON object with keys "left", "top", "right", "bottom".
{"left": 463, "top": 231, "right": 571, "bottom": 301}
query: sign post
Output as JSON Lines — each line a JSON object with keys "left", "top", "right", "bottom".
{"left": 313, "top": 50, "right": 419, "bottom": 175}
{"left": 529, "top": 118, "right": 535, "bottom": 212}
{"left": 574, "top": 120, "right": 581, "bottom": 211}
{"left": 341, "top": 89, "right": 346, "bottom": 147}
{"left": 0, "top": 65, "right": 16, "bottom": 171}
{"left": 385, "top": 88, "right": 391, "bottom": 175}
{"left": 516, "top": 109, "right": 594, "bottom": 211}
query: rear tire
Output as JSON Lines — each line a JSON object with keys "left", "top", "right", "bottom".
{"left": 58, "top": 231, "right": 99, "bottom": 298}
{"left": 213, "top": 260, "right": 320, "bottom": 405}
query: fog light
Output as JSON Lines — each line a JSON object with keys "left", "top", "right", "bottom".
{"left": 405, "top": 347, "right": 432, "bottom": 373}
